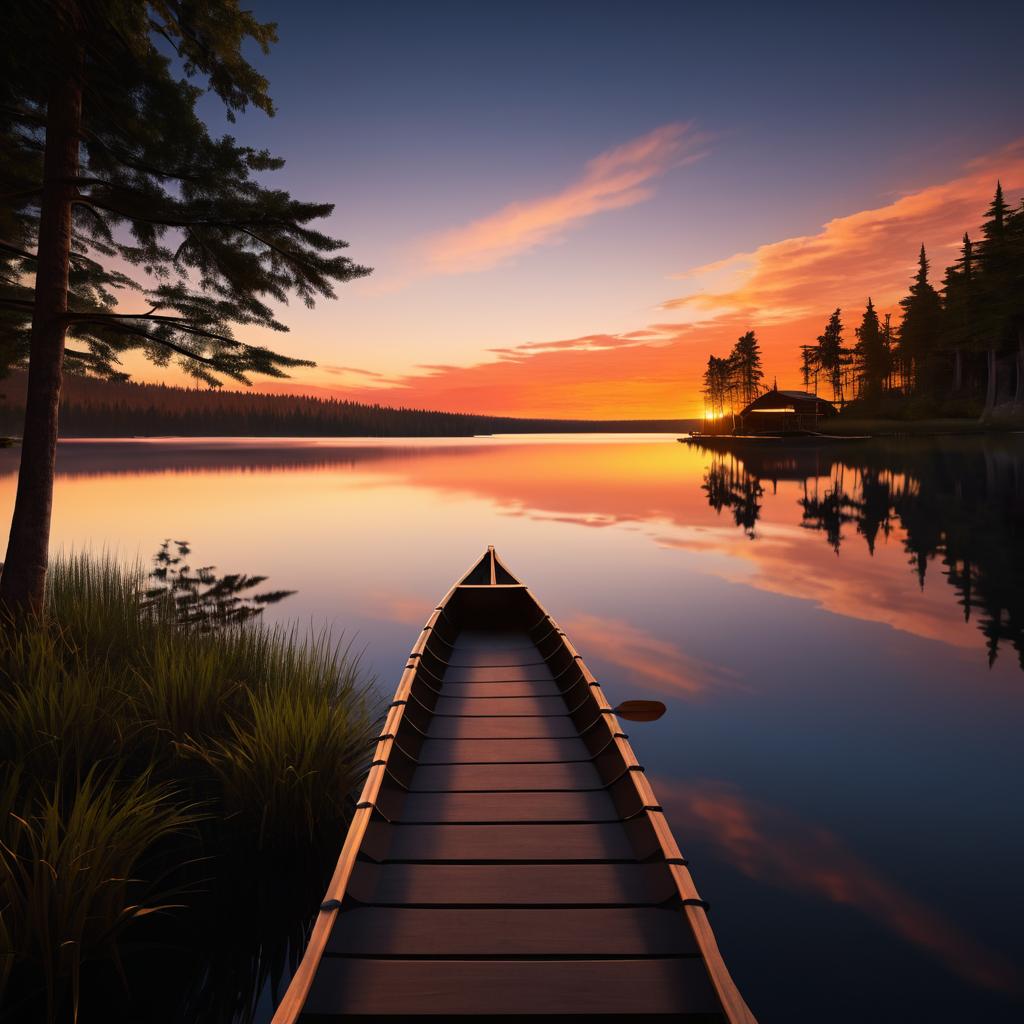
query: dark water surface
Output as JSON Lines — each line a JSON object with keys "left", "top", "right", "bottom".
{"left": 2, "top": 434, "right": 1022, "bottom": 1022}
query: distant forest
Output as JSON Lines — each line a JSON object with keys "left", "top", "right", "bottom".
{"left": 0, "top": 373, "right": 695, "bottom": 437}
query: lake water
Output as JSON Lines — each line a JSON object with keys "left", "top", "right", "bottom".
{"left": 2, "top": 433, "right": 1022, "bottom": 1022}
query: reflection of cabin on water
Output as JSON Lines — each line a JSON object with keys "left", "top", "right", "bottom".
{"left": 737, "top": 388, "right": 836, "bottom": 434}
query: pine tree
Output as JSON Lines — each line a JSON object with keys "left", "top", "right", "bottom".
{"left": 880, "top": 313, "right": 895, "bottom": 391}
{"left": 816, "top": 309, "right": 849, "bottom": 405}
{"left": 0, "top": 0, "right": 371, "bottom": 613}
{"left": 853, "top": 298, "right": 889, "bottom": 399}
{"left": 975, "top": 183, "right": 1013, "bottom": 410}
{"left": 729, "top": 330, "right": 765, "bottom": 406}
{"left": 799, "top": 345, "right": 819, "bottom": 393}
{"left": 897, "top": 245, "right": 943, "bottom": 396}
{"left": 701, "top": 357, "right": 721, "bottom": 420}
{"left": 701, "top": 355, "right": 734, "bottom": 423}
{"left": 1006, "top": 199, "right": 1024, "bottom": 406}
{"left": 940, "top": 234, "right": 977, "bottom": 394}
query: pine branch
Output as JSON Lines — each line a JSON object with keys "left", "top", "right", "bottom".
{"left": 66, "top": 317, "right": 227, "bottom": 368}
{"left": 0, "top": 239, "right": 92, "bottom": 264}
{"left": 64, "top": 311, "right": 240, "bottom": 347}
{"left": 78, "top": 126, "right": 206, "bottom": 183}
{"left": 76, "top": 195, "right": 310, "bottom": 243}
{"left": 0, "top": 242, "right": 38, "bottom": 262}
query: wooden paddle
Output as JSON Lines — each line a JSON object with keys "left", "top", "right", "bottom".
{"left": 612, "top": 700, "right": 667, "bottom": 722}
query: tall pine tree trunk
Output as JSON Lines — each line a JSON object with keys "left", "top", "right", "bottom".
{"left": 1015, "top": 328, "right": 1024, "bottom": 407}
{"left": 0, "top": 18, "right": 81, "bottom": 617}
{"left": 984, "top": 348, "right": 998, "bottom": 415}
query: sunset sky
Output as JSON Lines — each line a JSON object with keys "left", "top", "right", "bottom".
{"left": 167, "top": 1, "right": 1024, "bottom": 418}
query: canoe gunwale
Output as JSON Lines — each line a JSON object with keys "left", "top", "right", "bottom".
{"left": 268, "top": 554, "right": 474, "bottom": 1024}
{"left": 491, "top": 549, "right": 756, "bottom": 1024}
{"left": 271, "top": 547, "right": 756, "bottom": 1024}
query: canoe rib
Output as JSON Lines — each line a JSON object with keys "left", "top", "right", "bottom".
{"left": 272, "top": 547, "right": 756, "bottom": 1022}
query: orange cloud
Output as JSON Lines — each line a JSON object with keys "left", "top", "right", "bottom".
{"left": 420, "top": 122, "right": 706, "bottom": 274}
{"left": 667, "top": 139, "right": 1024, "bottom": 322}
{"left": 661, "top": 780, "right": 1022, "bottom": 995}
{"left": 281, "top": 139, "right": 1024, "bottom": 418}
{"left": 488, "top": 332, "right": 653, "bottom": 358}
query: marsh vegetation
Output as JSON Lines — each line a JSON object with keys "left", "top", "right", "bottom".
{"left": 0, "top": 553, "right": 377, "bottom": 1021}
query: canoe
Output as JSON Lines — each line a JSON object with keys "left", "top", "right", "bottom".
{"left": 271, "top": 548, "right": 756, "bottom": 1022}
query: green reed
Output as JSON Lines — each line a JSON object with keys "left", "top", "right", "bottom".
{"left": 0, "top": 554, "right": 378, "bottom": 1021}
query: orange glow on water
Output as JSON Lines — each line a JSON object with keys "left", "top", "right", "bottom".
{"left": 2, "top": 435, "right": 1005, "bottom": 668}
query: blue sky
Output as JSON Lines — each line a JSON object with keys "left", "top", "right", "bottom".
{"left": 176, "top": 1, "right": 1024, "bottom": 415}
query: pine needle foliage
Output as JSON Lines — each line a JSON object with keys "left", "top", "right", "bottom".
{"left": 0, "top": 0, "right": 371, "bottom": 385}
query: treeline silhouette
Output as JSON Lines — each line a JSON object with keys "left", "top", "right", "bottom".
{"left": 701, "top": 330, "right": 767, "bottom": 419}
{"left": 800, "top": 184, "right": 1024, "bottom": 414}
{"left": 698, "top": 439, "right": 1024, "bottom": 669}
{"left": 699, "top": 183, "right": 1024, "bottom": 418}
{"left": 0, "top": 373, "right": 694, "bottom": 437}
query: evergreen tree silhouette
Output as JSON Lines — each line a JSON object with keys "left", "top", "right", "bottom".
{"left": 1006, "top": 197, "right": 1024, "bottom": 407}
{"left": 730, "top": 330, "right": 765, "bottom": 406}
{"left": 853, "top": 298, "right": 889, "bottom": 399}
{"left": 940, "top": 234, "right": 977, "bottom": 394}
{"left": 897, "top": 246, "right": 943, "bottom": 395}
{"left": 0, "top": 1, "right": 371, "bottom": 614}
{"left": 816, "top": 309, "right": 850, "bottom": 405}
{"left": 975, "top": 182, "right": 1015, "bottom": 411}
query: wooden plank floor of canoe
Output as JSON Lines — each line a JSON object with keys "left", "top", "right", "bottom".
{"left": 300, "top": 628, "right": 727, "bottom": 1020}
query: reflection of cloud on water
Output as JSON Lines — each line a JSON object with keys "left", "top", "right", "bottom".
{"left": 660, "top": 780, "right": 1022, "bottom": 996}
{"left": 362, "top": 589, "right": 433, "bottom": 627}
{"left": 12, "top": 437, "right": 1018, "bottom": 670}
{"left": 499, "top": 508, "right": 641, "bottom": 529}
{"left": 563, "top": 613, "right": 740, "bottom": 698}
{"left": 655, "top": 524, "right": 980, "bottom": 652}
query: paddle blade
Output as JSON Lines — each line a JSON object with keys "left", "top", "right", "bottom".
{"left": 612, "top": 700, "right": 667, "bottom": 722}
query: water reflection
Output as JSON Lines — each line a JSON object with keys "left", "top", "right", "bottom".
{"left": 0, "top": 435, "right": 1021, "bottom": 1022}
{"left": 696, "top": 438, "right": 1024, "bottom": 668}
{"left": 660, "top": 779, "right": 1023, "bottom": 996}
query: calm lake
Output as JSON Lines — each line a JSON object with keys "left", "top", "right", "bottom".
{"left": 2, "top": 433, "right": 1022, "bottom": 1022}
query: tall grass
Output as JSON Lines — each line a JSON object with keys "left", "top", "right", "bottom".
{"left": 0, "top": 554, "right": 378, "bottom": 1021}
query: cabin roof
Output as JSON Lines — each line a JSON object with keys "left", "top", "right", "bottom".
{"left": 740, "top": 388, "right": 836, "bottom": 414}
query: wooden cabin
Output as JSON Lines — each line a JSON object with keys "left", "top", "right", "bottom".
{"left": 737, "top": 388, "right": 836, "bottom": 434}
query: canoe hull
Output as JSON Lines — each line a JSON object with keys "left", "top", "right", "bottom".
{"left": 272, "top": 549, "right": 756, "bottom": 1022}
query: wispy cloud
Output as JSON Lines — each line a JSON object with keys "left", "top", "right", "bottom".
{"left": 421, "top": 122, "right": 706, "bottom": 275}
{"left": 665, "top": 139, "right": 1024, "bottom": 322}
{"left": 488, "top": 333, "right": 653, "bottom": 359}
{"left": 320, "top": 364, "right": 390, "bottom": 379}
{"left": 286, "top": 140, "right": 1024, "bottom": 417}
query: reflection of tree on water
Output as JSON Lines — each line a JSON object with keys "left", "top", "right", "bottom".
{"left": 798, "top": 467, "right": 858, "bottom": 554}
{"left": 699, "top": 439, "right": 1024, "bottom": 668}
{"left": 701, "top": 454, "right": 764, "bottom": 538}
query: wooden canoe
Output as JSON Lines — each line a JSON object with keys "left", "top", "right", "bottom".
{"left": 271, "top": 548, "right": 756, "bottom": 1022}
